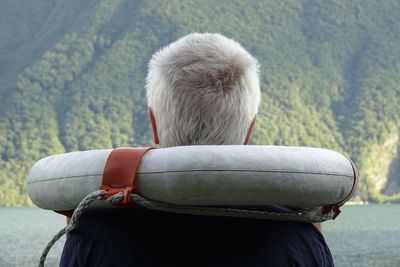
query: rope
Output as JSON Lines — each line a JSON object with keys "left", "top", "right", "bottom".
{"left": 39, "top": 190, "right": 334, "bottom": 266}
{"left": 38, "top": 190, "right": 107, "bottom": 267}
{"left": 38, "top": 227, "right": 66, "bottom": 267}
{"left": 106, "top": 192, "right": 333, "bottom": 222}
{"left": 106, "top": 191, "right": 125, "bottom": 205}
{"left": 131, "top": 194, "right": 334, "bottom": 222}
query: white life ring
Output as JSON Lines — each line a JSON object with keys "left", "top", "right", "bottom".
{"left": 27, "top": 145, "right": 357, "bottom": 215}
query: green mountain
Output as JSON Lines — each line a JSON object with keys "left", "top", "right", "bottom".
{"left": 0, "top": 0, "right": 399, "bottom": 206}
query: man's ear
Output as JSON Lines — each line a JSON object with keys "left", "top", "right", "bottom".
{"left": 148, "top": 107, "right": 159, "bottom": 145}
{"left": 244, "top": 116, "right": 256, "bottom": 145}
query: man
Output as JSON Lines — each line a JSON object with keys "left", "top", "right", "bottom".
{"left": 60, "top": 33, "right": 333, "bottom": 266}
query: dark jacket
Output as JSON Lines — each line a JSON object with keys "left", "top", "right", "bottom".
{"left": 60, "top": 205, "right": 334, "bottom": 267}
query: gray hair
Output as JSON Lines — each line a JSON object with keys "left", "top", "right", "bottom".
{"left": 146, "top": 33, "right": 260, "bottom": 147}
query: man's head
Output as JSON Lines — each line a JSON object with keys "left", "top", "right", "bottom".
{"left": 146, "top": 33, "right": 260, "bottom": 147}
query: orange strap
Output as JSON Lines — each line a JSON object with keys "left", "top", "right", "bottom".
{"left": 99, "top": 147, "right": 152, "bottom": 204}
{"left": 54, "top": 147, "right": 152, "bottom": 218}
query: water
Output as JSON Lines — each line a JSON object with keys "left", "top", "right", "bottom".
{"left": 324, "top": 205, "right": 400, "bottom": 267}
{"left": 0, "top": 205, "right": 399, "bottom": 267}
{"left": 0, "top": 208, "right": 65, "bottom": 267}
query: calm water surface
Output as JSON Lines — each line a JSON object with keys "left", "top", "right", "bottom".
{"left": 0, "top": 205, "right": 399, "bottom": 267}
{"left": 324, "top": 204, "right": 400, "bottom": 267}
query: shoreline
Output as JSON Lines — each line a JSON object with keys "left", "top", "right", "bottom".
{"left": 345, "top": 201, "right": 369, "bottom": 205}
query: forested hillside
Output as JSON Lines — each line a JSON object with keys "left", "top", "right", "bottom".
{"left": 0, "top": 0, "right": 399, "bottom": 206}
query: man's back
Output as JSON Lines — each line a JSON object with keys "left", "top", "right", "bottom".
{"left": 60, "top": 33, "right": 334, "bottom": 267}
{"left": 60, "top": 207, "right": 334, "bottom": 267}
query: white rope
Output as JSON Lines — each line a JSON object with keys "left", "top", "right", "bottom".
{"left": 131, "top": 194, "right": 334, "bottom": 222}
{"left": 106, "top": 192, "right": 333, "bottom": 222}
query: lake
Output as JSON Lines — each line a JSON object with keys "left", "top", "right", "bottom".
{"left": 0, "top": 205, "right": 399, "bottom": 266}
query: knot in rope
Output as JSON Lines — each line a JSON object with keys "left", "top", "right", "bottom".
{"left": 106, "top": 191, "right": 125, "bottom": 205}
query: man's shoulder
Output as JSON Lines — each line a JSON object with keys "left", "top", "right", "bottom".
{"left": 73, "top": 206, "right": 327, "bottom": 244}
{"left": 62, "top": 207, "right": 334, "bottom": 267}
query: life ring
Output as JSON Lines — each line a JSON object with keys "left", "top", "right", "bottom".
{"left": 27, "top": 145, "right": 358, "bottom": 217}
